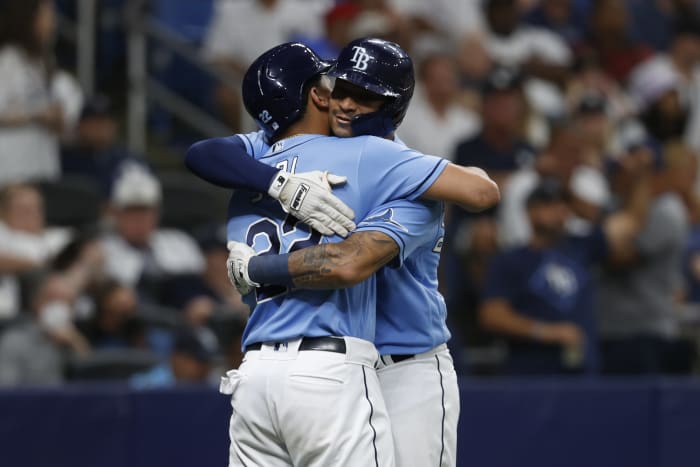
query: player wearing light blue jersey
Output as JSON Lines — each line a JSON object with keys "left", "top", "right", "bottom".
{"left": 195, "top": 39, "right": 499, "bottom": 467}
{"left": 227, "top": 134, "right": 447, "bottom": 349}
{"left": 210, "top": 42, "right": 487, "bottom": 467}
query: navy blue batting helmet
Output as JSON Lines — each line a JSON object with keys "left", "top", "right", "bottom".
{"left": 242, "top": 42, "right": 331, "bottom": 140}
{"left": 327, "top": 37, "right": 415, "bottom": 137}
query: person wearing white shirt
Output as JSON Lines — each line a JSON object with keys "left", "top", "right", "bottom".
{"left": 0, "top": 0, "right": 73, "bottom": 186}
{"left": 399, "top": 52, "right": 480, "bottom": 161}
{"left": 202, "top": 0, "right": 329, "bottom": 131}
{"left": 483, "top": 0, "right": 572, "bottom": 117}
{"left": 0, "top": 184, "right": 72, "bottom": 319}
{"left": 102, "top": 168, "right": 205, "bottom": 300}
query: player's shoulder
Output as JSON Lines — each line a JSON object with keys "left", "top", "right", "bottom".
{"left": 359, "top": 134, "right": 415, "bottom": 156}
{"left": 236, "top": 130, "right": 269, "bottom": 158}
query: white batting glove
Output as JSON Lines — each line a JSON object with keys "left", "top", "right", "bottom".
{"left": 268, "top": 170, "right": 356, "bottom": 237}
{"left": 226, "top": 241, "right": 260, "bottom": 296}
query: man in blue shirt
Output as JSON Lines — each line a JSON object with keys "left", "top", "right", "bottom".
{"left": 479, "top": 170, "right": 650, "bottom": 375}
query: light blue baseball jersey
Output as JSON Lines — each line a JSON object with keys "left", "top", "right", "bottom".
{"left": 234, "top": 130, "right": 451, "bottom": 354}
{"left": 227, "top": 134, "right": 447, "bottom": 349}
{"left": 356, "top": 199, "right": 450, "bottom": 355}
{"left": 373, "top": 135, "right": 451, "bottom": 355}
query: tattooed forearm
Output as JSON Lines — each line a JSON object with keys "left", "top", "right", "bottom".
{"left": 288, "top": 231, "right": 399, "bottom": 289}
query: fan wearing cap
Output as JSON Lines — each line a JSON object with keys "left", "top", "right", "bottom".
{"left": 454, "top": 67, "right": 535, "bottom": 192}
{"left": 478, "top": 166, "right": 651, "bottom": 375}
{"left": 101, "top": 167, "right": 205, "bottom": 304}
{"left": 130, "top": 327, "right": 217, "bottom": 388}
{"left": 61, "top": 95, "right": 144, "bottom": 198}
{"left": 628, "top": 16, "right": 700, "bottom": 152}
{"left": 628, "top": 55, "right": 688, "bottom": 144}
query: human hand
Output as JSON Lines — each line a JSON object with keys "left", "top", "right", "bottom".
{"left": 226, "top": 241, "right": 259, "bottom": 296}
{"left": 537, "top": 322, "right": 584, "bottom": 348}
{"left": 268, "top": 170, "right": 356, "bottom": 237}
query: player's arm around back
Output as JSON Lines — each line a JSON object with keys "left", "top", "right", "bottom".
{"left": 227, "top": 231, "right": 399, "bottom": 294}
{"left": 287, "top": 231, "right": 399, "bottom": 288}
{"left": 421, "top": 163, "right": 500, "bottom": 212}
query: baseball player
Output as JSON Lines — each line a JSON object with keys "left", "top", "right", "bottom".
{"left": 188, "top": 39, "right": 499, "bottom": 466}
{"left": 217, "top": 42, "right": 463, "bottom": 467}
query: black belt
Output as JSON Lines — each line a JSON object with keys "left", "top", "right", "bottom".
{"left": 384, "top": 354, "right": 415, "bottom": 364}
{"left": 246, "top": 336, "right": 346, "bottom": 354}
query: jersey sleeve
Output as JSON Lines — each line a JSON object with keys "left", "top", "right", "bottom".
{"left": 184, "top": 133, "right": 277, "bottom": 192}
{"left": 355, "top": 199, "right": 442, "bottom": 268}
{"left": 357, "top": 137, "right": 449, "bottom": 202}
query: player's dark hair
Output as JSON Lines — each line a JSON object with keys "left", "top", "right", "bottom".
{"left": 0, "top": 0, "right": 48, "bottom": 58}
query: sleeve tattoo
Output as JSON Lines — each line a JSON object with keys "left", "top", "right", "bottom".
{"left": 288, "top": 231, "right": 399, "bottom": 289}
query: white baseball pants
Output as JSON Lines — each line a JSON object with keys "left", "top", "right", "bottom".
{"left": 220, "top": 336, "right": 395, "bottom": 467}
{"left": 377, "top": 345, "right": 460, "bottom": 467}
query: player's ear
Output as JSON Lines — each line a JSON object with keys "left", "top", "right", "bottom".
{"left": 310, "top": 85, "right": 330, "bottom": 110}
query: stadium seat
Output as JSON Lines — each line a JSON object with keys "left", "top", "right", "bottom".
{"left": 158, "top": 171, "right": 230, "bottom": 234}
{"left": 65, "top": 349, "right": 161, "bottom": 381}
{"left": 137, "top": 303, "right": 187, "bottom": 330}
{"left": 39, "top": 176, "right": 102, "bottom": 229}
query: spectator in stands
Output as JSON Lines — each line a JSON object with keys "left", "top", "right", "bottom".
{"left": 455, "top": 67, "right": 535, "bottom": 191}
{"left": 130, "top": 327, "right": 217, "bottom": 388}
{"left": 195, "top": 224, "right": 248, "bottom": 317}
{"left": 443, "top": 67, "right": 533, "bottom": 357}
{"left": 296, "top": 2, "right": 362, "bottom": 60}
{"left": 0, "top": 184, "right": 72, "bottom": 319}
{"left": 626, "top": 0, "right": 700, "bottom": 51}
{"left": 565, "top": 53, "right": 636, "bottom": 125}
{"left": 597, "top": 141, "right": 696, "bottom": 374}
{"left": 628, "top": 58, "right": 688, "bottom": 144}
{"left": 525, "top": 0, "right": 587, "bottom": 47}
{"left": 482, "top": 0, "right": 573, "bottom": 117}
{"left": 0, "top": 0, "right": 68, "bottom": 186}
{"left": 630, "top": 17, "right": 700, "bottom": 153}
{"left": 202, "top": 0, "right": 326, "bottom": 131}
{"left": 147, "top": 223, "right": 246, "bottom": 328}
{"left": 79, "top": 279, "right": 144, "bottom": 350}
{"left": 581, "top": 0, "right": 654, "bottom": 83}
{"left": 399, "top": 49, "right": 480, "bottom": 162}
{"left": 387, "top": 0, "right": 484, "bottom": 42}
{"left": 102, "top": 167, "right": 205, "bottom": 305}
{"left": 478, "top": 164, "right": 650, "bottom": 375}
{"left": 567, "top": 164, "right": 612, "bottom": 235}
{"left": 571, "top": 92, "right": 614, "bottom": 167}
{"left": 61, "top": 95, "right": 145, "bottom": 199}
{"left": 344, "top": 1, "right": 412, "bottom": 48}
{"left": 498, "top": 118, "right": 586, "bottom": 247}
{"left": 483, "top": 0, "right": 573, "bottom": 82}
{"left": 0, "top": 274, "right": 90, "bottom": 386}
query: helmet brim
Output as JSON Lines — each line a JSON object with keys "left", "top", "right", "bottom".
{"left": 326, "top": 66, "right": 400, "bottom": 98}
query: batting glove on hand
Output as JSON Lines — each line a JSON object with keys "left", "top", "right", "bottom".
{"left": 226, "top": 241, "right": 260, "bottom": 296}
{"left": 268, "top": 170, "right": 356, "bottom": 237}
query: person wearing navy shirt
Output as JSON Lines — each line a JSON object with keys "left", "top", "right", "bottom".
{"left": 454, "top": 67, "right": 536, "bottom": 195}
{"left": 479, "top": 171, "right": 650, "bottom": 375}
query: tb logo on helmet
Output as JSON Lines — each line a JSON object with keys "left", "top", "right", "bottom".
{"left": 350, "top": 46, "right": 371, "bottom": 71}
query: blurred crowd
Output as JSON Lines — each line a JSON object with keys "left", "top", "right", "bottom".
{"left": 3, "top": 0, "right": 700, "bottom": 387}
